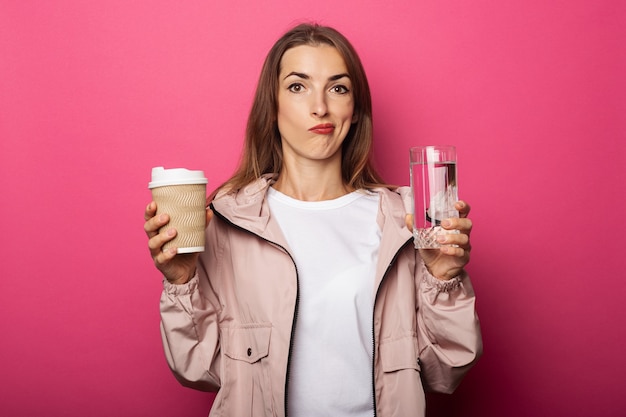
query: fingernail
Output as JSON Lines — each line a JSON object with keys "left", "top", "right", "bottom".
{"left": 442, "top": 220, "right": 452, "bottom": 228}
{"left": 437, "top": 235, "right": 446, "bottom": 243}
{"left": 167, "top": 228, "right": 175, "bottom": 237}
{"left": 159, "top": 214, "right": 167, "bottom": 222}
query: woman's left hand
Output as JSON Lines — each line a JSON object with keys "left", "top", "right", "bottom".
{"left": 406, "top": 201, "right": 473, "bottom": 281}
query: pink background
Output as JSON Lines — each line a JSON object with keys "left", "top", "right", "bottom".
{"left": 1, "top": 1, "right": 624, "bottom": 416}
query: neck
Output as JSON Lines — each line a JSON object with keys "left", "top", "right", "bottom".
{"left": 273, "top": 163, "right": 353, "bottom": 202}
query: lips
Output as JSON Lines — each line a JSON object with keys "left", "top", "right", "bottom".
{"left": 309, "top": 123, "right": 335, "bottom": 135}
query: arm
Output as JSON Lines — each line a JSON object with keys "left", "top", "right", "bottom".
{"left": 406, "top": 199, "right": 482, "bottom": 392}
{"left": 160, "top": 273, "right": 222, "bottom": 391}
{"left": 145, "top": 202, "right": 222, "bottom": 390}
{"left": 416, "top": 265, "right": 482, "bottom": 393}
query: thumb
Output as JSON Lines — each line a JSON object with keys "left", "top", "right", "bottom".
{"left": 206, "top": 208, "right": 214, "bottom": 227}
{"left": 405, "top": 214, "right": 413, "bottom": 232}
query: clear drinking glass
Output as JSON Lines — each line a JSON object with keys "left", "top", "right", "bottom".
{"left": 410, "top": 146, "right": 459, "bottom": 249}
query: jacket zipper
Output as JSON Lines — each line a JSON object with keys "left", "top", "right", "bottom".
{"left": 370, "top": 237, "right": 413, "bottom": 417}
{"left": 210, "top": 204, "right": 300, "bottom": 417}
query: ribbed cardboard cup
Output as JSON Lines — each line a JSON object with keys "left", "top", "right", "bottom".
{"left": 149, "top": 167, "right": 208, "bottom": 254}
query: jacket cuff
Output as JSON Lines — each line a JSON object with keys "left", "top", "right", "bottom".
{"left": 162, "top": 274, "right": 199, "bottom": 295}
{"left": 422, "top": 266, "right": 463, "bottom": 293}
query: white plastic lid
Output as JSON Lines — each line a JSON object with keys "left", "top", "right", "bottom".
{"left": 148, "top": 166, "right": 208, "bottom": 188}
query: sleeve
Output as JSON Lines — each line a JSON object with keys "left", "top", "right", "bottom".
{"left": 415, "top": 260, "right": 483, "bottom": 393}
{"left": 160, "top": 270, "right": 222, "bottom": 392}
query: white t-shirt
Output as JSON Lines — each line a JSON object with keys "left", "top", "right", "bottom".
{"left": 268, "top": 187, "right": 381, "bottom": 417}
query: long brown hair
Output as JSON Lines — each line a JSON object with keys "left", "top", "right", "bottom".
{"left": 214, "top": 23, "right": 388, "bottom": 199}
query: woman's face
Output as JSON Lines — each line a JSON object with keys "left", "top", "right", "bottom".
{"left": 276, "top": 44, "right": 356, "bottom": 167}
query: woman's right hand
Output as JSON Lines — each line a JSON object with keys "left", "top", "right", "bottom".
{"left": 143, "top": 201, "right": 213, "bottom": 285}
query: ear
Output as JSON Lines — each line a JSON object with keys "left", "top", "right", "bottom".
{"left": 351, "top": 112, "right": 359, "bottom": 124}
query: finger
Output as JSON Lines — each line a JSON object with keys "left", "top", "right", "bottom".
{"left": 441, "top": 218, "right": 473, "bottom": 233}
{"left": 148, "top": 227, "right": 177, "bottom": 254}
{"left": 153, "top": 244, "right": 178, "bottom": 267}
{"left": 405, "top": 214, "right": 413, "bottom": 231}
{"left": 439, "top": 244, "right": 467, "bottom": 258}
{"left": 144, "top": 201, "right": 157, "bottom": 221}
{"left": 457, "top": 218, "right": 473, "bottom": 234}
{"left": 206, "top": 208, "right": 214, "bottom": 226}
{"left": 437, "top": 232, "right": 470, "bottom": 248}
{"left": 456, "top": 201, "right": 471, "bottom": 218}
{"left": 144, "top": 213, "right": 170, "bottom": 237}
{"left": 148, "top": 229, "right": 178, "bottom": 265}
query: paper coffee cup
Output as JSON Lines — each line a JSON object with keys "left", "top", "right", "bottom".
{"left": 149, "top": 167, "right": 208, "bottom": 254}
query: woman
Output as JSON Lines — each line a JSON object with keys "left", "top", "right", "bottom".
{"left": 144, "top": 23, "right": 482, "bottom": 417}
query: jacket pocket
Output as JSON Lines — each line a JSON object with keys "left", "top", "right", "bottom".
{"left": 215, "top": 323, "right": 274, "bottom": 417}
{"left": 222, "top": 324, "right": 271, "bottom": 363}
{"left": 379, "top": 335, "right": 421, "bottom": 372}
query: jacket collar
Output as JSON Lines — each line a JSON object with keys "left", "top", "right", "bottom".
{"left": 212, "top": 174, "right": 273, "bottom": 227}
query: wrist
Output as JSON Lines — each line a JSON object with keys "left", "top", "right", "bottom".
{"left": 166, "top": 269, "right": 196, "bottom": 285}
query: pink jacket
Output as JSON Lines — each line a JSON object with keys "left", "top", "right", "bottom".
{"left": 160, "top": 176, "right": 482, "bottom": 417}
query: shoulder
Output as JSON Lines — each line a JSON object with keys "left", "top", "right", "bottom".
{"left": 373, "top": 186, "right": 411, "bottom": 214}
{"left": 212, "top": 175, "right": 275, "bottom": 207}
{"left": 209, "top": 175, "right": 276, "bottom": 233}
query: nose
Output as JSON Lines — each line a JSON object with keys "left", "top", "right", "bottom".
{"left": 310, "top": 90, "right": 328, "bottom": 118}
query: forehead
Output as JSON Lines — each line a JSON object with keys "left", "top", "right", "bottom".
{"left": 279, "top": 44, "right": 348, "bottom": 76}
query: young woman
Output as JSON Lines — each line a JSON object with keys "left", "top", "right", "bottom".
{"left": 144, "top": 23, "right": 482, "bottom": 417}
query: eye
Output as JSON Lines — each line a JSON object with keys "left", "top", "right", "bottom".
{"left": 330, "top": 85, "right": 350, "bottom": 95}
{"left": 287, "top": 83, "right": 305, "bottom": 93}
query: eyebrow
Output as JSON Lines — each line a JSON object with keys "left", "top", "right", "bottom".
{"left": 283, "top": 71, "right": 351, "bottom": 81}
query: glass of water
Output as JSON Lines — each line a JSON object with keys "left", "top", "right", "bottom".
{"left": 409, "top": 145, "right": 459, "bottom": 249}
